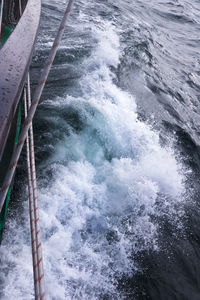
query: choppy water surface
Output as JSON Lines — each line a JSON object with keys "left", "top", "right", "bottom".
{"left": 1, "top": 0, "right": 200, "bottom": 299}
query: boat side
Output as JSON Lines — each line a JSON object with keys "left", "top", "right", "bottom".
{"left": 0, "top": 0, "right": 41, "bottom": 160}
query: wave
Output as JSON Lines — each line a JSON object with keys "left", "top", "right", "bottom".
{"left": 0, "top": 8, "right": 185, "bottom": 300}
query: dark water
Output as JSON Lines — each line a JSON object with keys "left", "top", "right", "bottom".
{"left": 1, "top": 0, "right": 200, "bottom": 299}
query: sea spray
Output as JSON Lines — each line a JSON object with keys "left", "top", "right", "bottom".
{"left": 0, "top": 8, "right": 185, "bottom": 300}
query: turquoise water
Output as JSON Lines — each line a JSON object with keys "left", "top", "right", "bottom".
{"left": 1, "top": 0, "right": 200, "bottom": 299}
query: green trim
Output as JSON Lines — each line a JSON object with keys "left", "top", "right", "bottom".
{"left": 0, "top": 102, "right": 22, "bottom": 241}
{"left": 0, "top": 186, "right": 11, "bottom": 240}
{"left": 1, "top": 26, "right": 13, "bottom": 47}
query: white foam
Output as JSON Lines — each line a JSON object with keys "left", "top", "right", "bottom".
{"left": 0, "top": 13, "right": 185, "bottom": 300}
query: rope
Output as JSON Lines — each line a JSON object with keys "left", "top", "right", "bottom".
{"left": 22, "top": 1, "right": 45, "bottom": 296}
{"left": 27, "top": 73, "right": 45, "bottom": 299}
{"left": 0, "top": 0, "right": 75, "bottom": 215}
{"left": 24, "top": 87, "right": 40, "bottom": 298}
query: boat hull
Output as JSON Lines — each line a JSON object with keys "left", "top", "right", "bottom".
{"left": 0, "top": 0, "right": 41, "bottom": 240}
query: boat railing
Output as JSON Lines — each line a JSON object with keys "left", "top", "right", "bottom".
{"left": 0, "top": 0, "right": 41, "bottom": 161}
